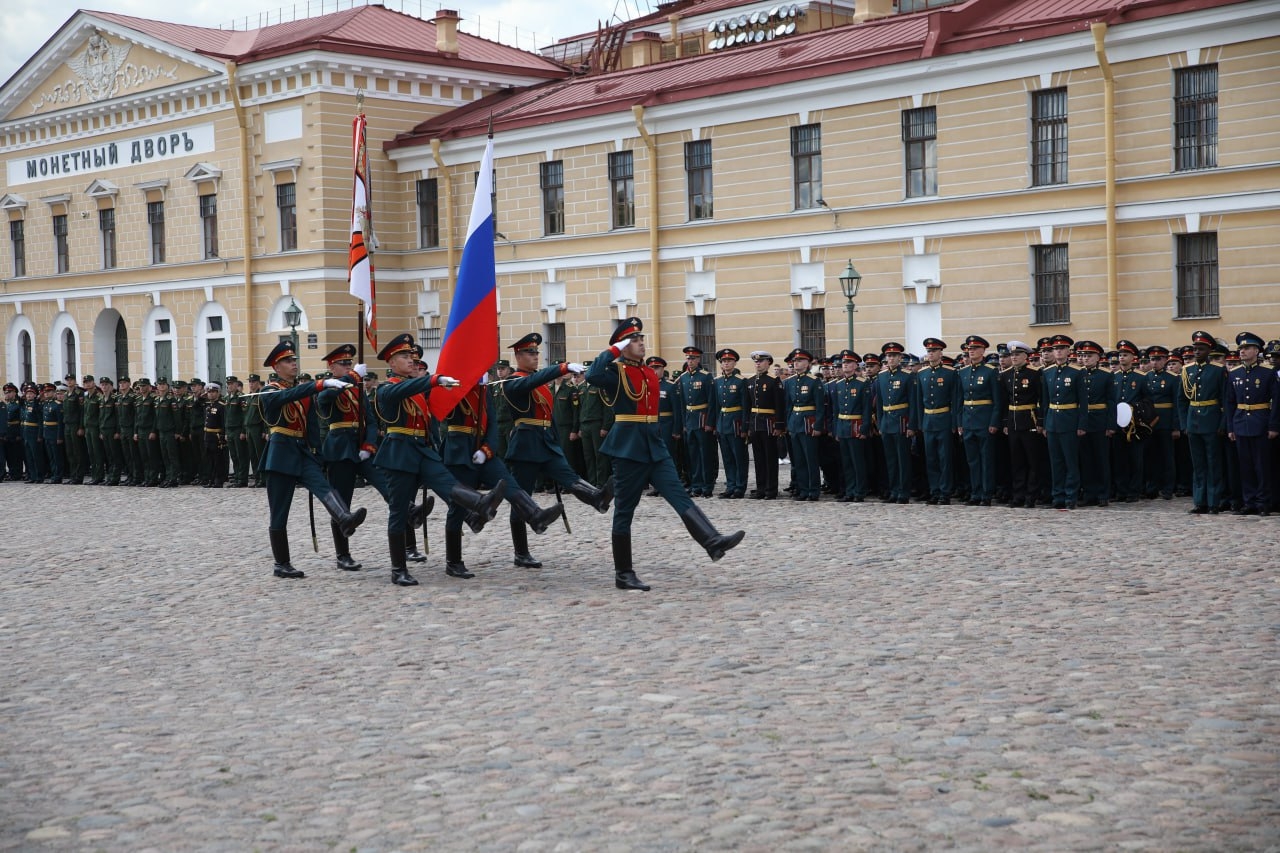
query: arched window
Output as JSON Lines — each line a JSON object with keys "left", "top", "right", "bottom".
{"left": 63, "top": 328, "right": 77, "bottom": 379}
{"left": 19, "top": 330, "right": 33, "bottom": 383}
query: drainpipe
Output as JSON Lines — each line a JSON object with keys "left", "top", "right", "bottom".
{"left": 1092, "top": 23, "right": 1118, "bottom": 345}
{"left": 226, "top": 62, "right": 255, "bottom": 363}
{"left": 430, "top": 139, "right": 457, "bottom": 295}
{"left": 632, "top": 105, "right": 661, "bottom": 356}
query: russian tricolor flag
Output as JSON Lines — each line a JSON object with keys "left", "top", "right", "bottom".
{"left": 427, "top": 137, "right": 498, "bottom": 420}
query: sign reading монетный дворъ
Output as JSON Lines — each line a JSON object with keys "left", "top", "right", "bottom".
{"left": 7, "top": 123, "right": 215, "bottom": 187}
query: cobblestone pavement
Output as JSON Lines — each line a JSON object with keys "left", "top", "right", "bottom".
{"left": 1, "top": 477, "right": 1278, "bottom": 852}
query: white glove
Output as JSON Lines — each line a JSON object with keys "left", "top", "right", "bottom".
{"left": 358, "top": 449, "right": 372, "bottom": 461}
{"left": 566, "top": 362, "right": 585, "bottom": 374}
{"left": 322, "top": 378, "right": 346, "bottom": 389}
{"left": 436, "top": 375, "right": 460, "bottom": 387}
{"left": 353, "top": 363, "right": 368, "bottom": 378}
{"left": 471, "top": 450, "right": 486, "bottom": 465}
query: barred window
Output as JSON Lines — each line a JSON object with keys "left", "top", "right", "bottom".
{"left": 421, "top": 327, "right": 442, "bottom": 350}
{"left": 692, "top": 314, "right": 716, "bottom": 358}
{"left": 609, "top": 151, "right": 635, "bottom": 229}
{"left": 545, "top": 322, "right": 566, "bottom": 365}
{"left": 1032, "top": 244, "right": 1070, "bottom": 325}
{"left": 1174, "top": 65, "right": 1217, "bottom": 171}
{"left": 541, "top": 160, "right": 564, "bottom": 236}
{"left": 10, "top": 219, "right": 25, "bottom": 277}
{"left": 99, "top": 208, "right": 117, "bottom": 269}
{"left": 1031, "top": 88, "right": 1068, "bottom": 186}
{"left": 200, "top": 194, "right": 218, "bottom": 258}
{"left": 1175, "top": 233, "right": 1219, "bottom": 319}
{"left": 798, "top": 308, "right": 826, "bottom": 357}
{"left": 53, "top": 214, "right": 69, "bottom": 273}
{"left": 416, "top": 179, "right": 439, "bottom": 248}
{"left": 147, "top": 201, "right": 165, "bottom": 264}
{"left": 792, "top": 124, "right": 823, "bottom": 209}
{"left": 276, "top": 183, "right": 297, "bottom": 251}
{"left": 902, "top": 107, "right": 937, "bottom": 198}
{"left": 685, "top": 140, "right": 713, "bottom": 220}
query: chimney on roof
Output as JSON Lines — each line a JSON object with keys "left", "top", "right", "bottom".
{"left": 628, "top": 31, "right": 663, "bottom": 69}
{"left": 436, "top": 9, "right": 460, "bottom": 55}
{"left": 854, "top": 0, "right": 894, "bottom": 24}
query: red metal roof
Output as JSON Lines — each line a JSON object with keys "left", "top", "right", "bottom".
{"left": 84, "top": 5, "right": 566, "bottom": 77}
{"left": 387, "top": 0, "right": 1250, "bottom": 149}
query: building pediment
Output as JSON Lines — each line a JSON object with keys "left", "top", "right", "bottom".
{"left": 0, "top": 12, "right": 224, "bottom": 123}
{"left": 0, "top": 193, "right": 28, "bottom": 211}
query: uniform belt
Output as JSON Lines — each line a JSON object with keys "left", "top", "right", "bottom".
{"left": 1237, "top": 402, "right": 1270, "bottom": 412}
{"left": 204, "top": 427, "right": 224, "bottom": 433}
{"left": 658, "top": 412, "right": 674, "bottom": 418}
{"left": 924, "top": 406, "right": 951, "bottom": 415}
{"left": 43, "top": 420, "right": 59, "bottom": 426}
{"left": 514, "top": 417, "right": 551, "bottom": 427}
{"left": 1049, "top": 403, "right": 1077, "bottom": 410}
{"left": 837, "top": 414, "right": 863, "bottom": 420}
{"left": 1190, "top": 399, "right": 1219, "bottom": 407}
{"left": 387, "top": 426, "right": 427, "bottom": 437}
{"left": 686, "top": 403, "right": 708, "bottom": 410}
{"left": 447, "top": 425, "right": 479, "bottom": 434}
{"left": 1087, "top": 403, "right": 1107, "bottom": 410}
{"left": 615, "top": 414, "right": 658, "bottom": 423}
{"left": 963, "top": 400, "right": 992, "bottom": 405}
{"left": 328, "top": 421, "right": 359, "bottom": 429}
{"left": 1008, "top": 404, "right": 1037, "bottom": 411}
{"left": 720, "top": 406, "right": 742, "bottom": 413}
{"left": 270, "top": 426, "right": 305, "bottom": 437}
{"left": 883, "top": 403, "right": 909, "bottom": 412}
{"left": 751, "top": 407, "right": 776, "bottom": 414}
{"left": 21, "top": 421, "right": 38, "bottom": 427}
{"left": 793, "top": 406, "right": 816, "bottom": 412}
{"left": 1153, "top": 403, "right": 1173, "bottom": 409}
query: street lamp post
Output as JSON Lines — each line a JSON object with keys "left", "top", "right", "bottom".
{"left": 838, "top": 260, "right": 862, "bottom": 352}
{"left": 284, "top": 298, "right": 302, "bottom": 354}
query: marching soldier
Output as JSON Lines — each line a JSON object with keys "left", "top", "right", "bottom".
{"left": 1000, "top": 341, "right": 1043, "bottom": 507}
{"left": 503, "top": 332, "right": 613, "bottom": 567}
{"left": 915, "top": 338, "right": 959, "bottom": 505}
{"left": 61, "top": 374, "right": 86, "bottom": 484}
{"left": 830, "top": 350, "right": 871, "bottom": 502}
{"left": 957, "top": 336, "right": 1001, "bottom": 506}
{"left": 1110, "top": 340, "right": 1146, "bottom": 502}
{"left": 677, "top": 346, "right": 717, "bottom": 497}
{"left": 873, "top": 342, "right": 916, "bottom": 504}
{"left": 1076, "top": 340, "right": 1115, "bottom": 507}
{"left": 1178, "top": 330, "right": 1227, "bottom": 514}
{"left": 585, "top": 318, "right": 745, "bottom": 591}
{"left": 783, "top": 348, "right": 824, "bottom": 501}
{"left": 202, "top": 382, "right": 229, "bottom": 488}
{"left": 712, "top": 348, "right": 749, "bottom": 499}
{"left": 259, "top": 339, "right": 369, "bottom": 580}
{"left": 1224, "top": 331, "right": 1279, "bottom": 516}
{"left": 746, "top": 351, "right": 784, "bottom": 500}
{"left": 1040, "top": 334, "right": 1086, "bottom": 509}
{"left": 371, "top": 333, "right": 506, "bottom": 587}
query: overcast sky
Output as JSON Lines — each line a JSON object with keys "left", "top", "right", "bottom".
{"left": 1, "top": 0, "right": 650, "bottom": 86}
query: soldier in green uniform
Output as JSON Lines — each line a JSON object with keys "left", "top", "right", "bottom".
{"left": 677, "top": 346, "right": 717, "bottom": 497}
{"left": 154, "top": 378, "right": 181, "bottom": 487}
{"left": 117, "top": 377, "right": 141, "bottom": 485}
{"left": 82, "top": 378, "right": 103, "bottom": 483}
{"left": 175, "top": 380, "right": 194, "bottom": 484}
{"left": 133, "top": 378, "right": 159, "bottom": 486}
{"left": 873, "top": 342, "right": 916, "bottom": 504}
{"left": 956, "top": 336, "right": 1001, "bottom": 506}
{"left": 783, "top": 348, "right": 826, "bottom": 501}
{"left": 829, "top": 350, "right": 871, "bottom": 501}
{"left": 1110, "top": 340, "right": 1146, "bottom": 502}
{"left": 1142, "top": 346, "right": 1179, "bottom": 499}
{"left": 202, "top": 382, "right": 229, "bottom": 488}
{"left": 712, "top": 348, "right": 748, "bottom": 499}
{"left": 578, "top": 361, "right": 615, "bottom": 487}
{"left": 585, "top": 318, "right": 744, "bottom": 592}
{"left": 61, "top": 374, "right": 86, "bottom": 484}
{"left": 552, "top": 371, "right": 586, "bottom": 479}
{"left": 224, "top": 376, "right": 249, "bottom": 487}
{"left": 97, "top": 376, "right": 125, "bottom": 486}
{"left": 1177, "top": 330, "right": 1227, "bottom": 514}
{"left": 1076, "top": 340, "right": 1115, "bottom": 506}
{"left": 245, "top": 374, "right": 267, "bottom": 487}
{"left": 1039, "top": 334, "right": 1087, "bottom": 509}
{"left": 39, "top": 383, "right": 63, "bottom": 483}
{"left": 19, "top": 384, "right": 43, "bottom": 482}
{"left": 914, "top": 338, "right": 959, "bottom": 504}
{"left": 188, "top": 379, "right": 209, "bottom": 485}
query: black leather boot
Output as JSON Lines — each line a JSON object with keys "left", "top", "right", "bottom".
{"left": 508, "top": 488, "right": 564, "bottom": 535}
{"left": 405, "top": 527, "right": 427, "bottom": 562}
{"left": 270, "top": 528, "right": 304, "bottom": 579}
{"left": 445, "top": 527, "right": 473, "bottom": 578}
{"left": 450, "top": 481, "right": 507, "bottom": 534}
{"left": 331, "top": 522, "right": 361, "bottom": 571}
{"left": 511, "top": 519, "right": 542, "bottom": 568}
{"left": 318, "top": 490, "right": 367, "bottom": 538}
{"left": 388, "top": 530, "right": 418, "bottom": 586}
{"left": 569, "top": 476, "right": 614, "bottom": 513}
{"left": 409, "top": 496, "right": 434, "bottom": 528}
{"left": 680, "top": 505, "right": 745, "bottom": 562}
{"left": 612, "top": 533, "right": 649, "bottom": 591}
